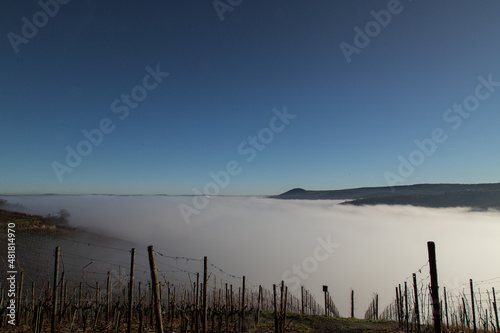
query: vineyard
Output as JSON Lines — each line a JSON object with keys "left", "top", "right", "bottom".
{"left": 376, "top": 243, "right": 500, "bottom": 333}
{"left": 0, "top": 239, "right": 330, "bottom": 333}
{"left": 1, "top": 212, "right": 499, "bottom": 332}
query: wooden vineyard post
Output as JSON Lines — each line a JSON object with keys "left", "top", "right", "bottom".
{"left": 376, "top": 294, "right": 379, "bottom": 320}
{"left": 351, "top": 289, "right": 355, "bottom": 318}
{"left": 282, "top": 285, "right": 287, "bottom": 332}
{"left": 230, "top": 284, "right": 234, "bottom": 322}
{"left": 443, "top": 286, "right": 449, "bottom": 330}
{"left": 273, "top": 284, "right": 278, "bottom": 333}
{"left": 399, "top": 284, "right": 403, "bottom": 328}
{"left": 51, "top": 246, "right": 60, "bottom": 333}
{"left": 404, "top": 282, "right": 409, "bottom": 333}
{"left": 255, "top": 285, "right": 262, "bottom": 325}
{"left": 240, "top": 275, "right": 246, "bottom": 333}
{"left": 323, "top": 285, "right": 328, "bottom": 316}
{"left": 148, "top": 246, "right": 164, "bottom": 333}
{"left": 427, "top": 241, "right": 441, "bottom": 333}
{"left": 301, "top": 286, "right": 304, "bottom": 314}
{"left": 485, "top": 309, "right": 488, "bottom": 333}
{"left": 203, "top": 256, "right": 208, "bottom": 333}
{"left": 493, "top": 287, "right": 499, "bottom": 333}
{"left": 127, "top": 248, "right": 136, "bottom": 333}
{"left": 279, "top": 280, "right": 286, "bottom": 332}
{"left": 196, "top": 273, "right": 200, "bottom": 333}
{"left": 280, "top": 281, "right": 284, "bottom": 320}
{"left": 470, "top": 279, "right": 477, "bottom": 333}
{"left": 413, "top": 273, "right": 421, "bottom": 333}
{"left": 396, "top": 287, "right": 401, "bottom": 328}
{"left": 462, "top": 297, "right": 470, "bottom": 331}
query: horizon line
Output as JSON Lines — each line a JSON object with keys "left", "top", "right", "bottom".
{"left": 2, "top": 181, "right": 500, "bottom": 197}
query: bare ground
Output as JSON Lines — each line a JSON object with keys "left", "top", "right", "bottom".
{"left": 249, "top": 312, "right": 405, "bottom": 333}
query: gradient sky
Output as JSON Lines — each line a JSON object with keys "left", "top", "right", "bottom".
{"left": 1, "top": 0, "right": 500, "bottom": 195}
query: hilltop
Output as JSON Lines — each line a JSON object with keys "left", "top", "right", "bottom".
{"left": 0, "top": 209, "right": 76, "bottom": 234}
{"left": 271, "top": 183, "right": 500, "bottom": 211}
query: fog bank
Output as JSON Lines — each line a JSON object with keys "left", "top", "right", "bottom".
{"left": 3, "top": 195, "right": 500, "bottom": 317}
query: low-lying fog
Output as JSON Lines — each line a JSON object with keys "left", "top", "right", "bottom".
{"left": 3, "top": 195, "right": 500, "bottom": 317}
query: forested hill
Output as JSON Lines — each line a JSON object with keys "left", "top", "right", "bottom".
{"left": 271, "top": 183, "right": 500, "bottom": 210}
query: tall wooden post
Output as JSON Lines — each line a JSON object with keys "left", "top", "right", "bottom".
{"left": 240, "top": 276, "right": 246, "bottom": 333}
{"left": 282, "top": 285, "right": 287, "bottom": 332}
{"left": 376, "top": 294, "right": 379, "bottom": 320}
{"left": 399, "top": 284, "right": 403, "bottom": 327}
{"left": 148, "top": 246, "right": 163, "bottom": 333}
{"left": 493, "top": 287, "right": 499, "bottom": 333}
{"left": 280, "top": 281, "right": 285, "bottom": 332}
{"left": 255, "top": 285, "right": 262, "bottom": 325}
{"left": 196, "top": 273, "right": 200, "bottom": 333}
{"left": 51, "top": 246, "right": 60, "bottom": 333}
{"left": 280, "top": 281, "right": 284, "bottom": 320}
{"left": 273, "top": 284, "right": 278, "bottom": 333}
{"left": 443, "top": 287, "right": 449, "bottom": 330}
{"left": 301, "top": 286, "right": 304, "bottom": 314}
{"left": 202, "top": 256, "right": 207, "bottom": 333}
{"left": 413, "top": 273, "right": 421, "bottom": 333}
{"left": 127, "top": 248, "right": 136, "bottom": 333}
{"left": 351, "top": 289, "right": 355, "bottom": 318}
{"left": 323, "top": 286, "right": 328, "bottom": 316}
{"left": 404, "top": 282, "right": 409, "bottom": 333}
{"left": 396, "top": 287, "right": 401, "bottom": 327}
{"left": 485, "top": 309, "right": 488, "bottom": 333}
{"left": 427, "top": 241, "right": 441, "bottom": 333}
{"left": 470, "top": 279, "right": 477, "bottom": 333}
{"left": 462, "top": 297, "right": 470, "bottom": 331}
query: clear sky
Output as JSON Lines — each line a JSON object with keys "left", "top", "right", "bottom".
{"left": 1, "top": 0, "right": 500, "bottom": 195}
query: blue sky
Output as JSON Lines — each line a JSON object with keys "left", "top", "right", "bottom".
{"left": 1, "top": 0, "right": 500, "bottom": 195}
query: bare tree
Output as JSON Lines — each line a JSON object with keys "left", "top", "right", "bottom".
{"left": 45, "top": 209, "right": 71, "bottom": 225}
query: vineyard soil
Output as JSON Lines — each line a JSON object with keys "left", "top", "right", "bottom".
{"left": 1, "top": 313, "right": 403, "bottom": 333}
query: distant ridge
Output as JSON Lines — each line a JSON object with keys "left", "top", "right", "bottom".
{"left": 270, "top": 183, "right": 500, "bottom": 211}
{"left": 280, "top": 188, "right": 307, "bottom": 196}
